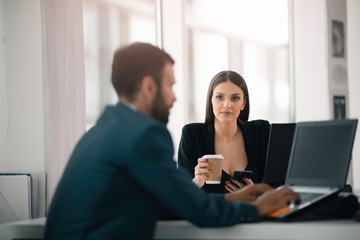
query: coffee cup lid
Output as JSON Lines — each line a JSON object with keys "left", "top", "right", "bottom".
{"left": 202, "top": 154, "right": 224, "bottom": 159}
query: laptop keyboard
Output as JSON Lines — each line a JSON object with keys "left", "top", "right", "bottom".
{"left": 297, "top": 192, "right": 323, "bottom": 204}
{"left": 286, "top": 192, "right": 323, "bottom": 206}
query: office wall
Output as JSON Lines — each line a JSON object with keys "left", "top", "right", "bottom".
{"left": 0, "top": 0, "right": 45, "bottom": 172}
{"left": 293, "top": 0, "right": 360, "bottom": 191}
{"left": 347, "top": 0, "right": 360, "bottom": 191}
{"left": 293, "top": 0, "right": 329, "bottom": 122}
{"left": 0, "top": 0, "right": 86, "bottom": 208}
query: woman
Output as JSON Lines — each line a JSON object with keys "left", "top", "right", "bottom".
{"left": 178, "top": 70, "right": 270, "bottom": 193}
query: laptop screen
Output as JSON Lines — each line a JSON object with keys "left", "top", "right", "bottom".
{"left": 285, "top": 119, "right": 357, "bottom": 187}
{"left": 263, "top": 123, "right": 296, "bottom": 186}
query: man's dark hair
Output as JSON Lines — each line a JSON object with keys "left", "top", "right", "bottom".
{"left": 111, "top": 42, "right": 175, "bottom": 101}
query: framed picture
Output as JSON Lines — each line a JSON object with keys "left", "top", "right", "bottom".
{"left": 333, "top": 95, "right": 346, "bottom": 119}
{"left": 332, "top": 20, "right": 345, "bottom": 58}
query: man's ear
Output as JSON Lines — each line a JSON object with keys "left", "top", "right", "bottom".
{"left": 139, "top": 75, "right": 157, "bottom": 100}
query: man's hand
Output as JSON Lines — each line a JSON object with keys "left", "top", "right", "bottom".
{"left": 253, "top": 186, "right": 300, "bottom": 216}
{"left": 224, "top": 184, "right": 300, "bottom": 216}
{"left": 224, "top": 184, "right": 273, "bottom": 202}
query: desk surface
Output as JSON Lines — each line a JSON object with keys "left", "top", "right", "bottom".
{"left": 155, "top": 219, "right": 360, "bottom": 240}
{"left": 0, "top": 218, "right": 360, "bottom": 240}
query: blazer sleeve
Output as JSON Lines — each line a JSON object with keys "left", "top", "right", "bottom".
{"left": 127, "top": 123, "right": 260, "bottom": 227}
{"left": 177, "top": 125, "right": 198, "bottom": 178}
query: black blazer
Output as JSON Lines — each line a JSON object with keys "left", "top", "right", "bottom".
{"left": 178, "top": 120, "right": 270, "bottom": 193}
{"left": 44, "top": 103, "right": 261, "bottom": 240}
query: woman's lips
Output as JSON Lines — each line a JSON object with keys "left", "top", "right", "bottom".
{"left": 221, "top": 111, "right": 233, "bottom": 116}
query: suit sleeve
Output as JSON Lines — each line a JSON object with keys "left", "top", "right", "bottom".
{"left": 126, "top": 123, "right": 260, "bottom": 227}
{"left": 177, "top": 125, "right": 198, "bottom": 178}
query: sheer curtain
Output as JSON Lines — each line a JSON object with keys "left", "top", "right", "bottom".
{"left": 43, "top": 0, "right": 86, "bottom": 203}
{"left": 45, "top": 0, "right": 157, "bottom": 205}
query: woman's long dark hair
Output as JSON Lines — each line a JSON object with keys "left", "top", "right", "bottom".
{"left": 204, "top": 70, "right": 249, "bottom": 125}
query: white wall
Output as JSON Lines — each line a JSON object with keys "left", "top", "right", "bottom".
{"left": 292, "top": 0, "right": 330, "bottom": 122}
{"left": 347, "top": 0, "right": 360, "bottom": 192}
{"left": 0, "top": 0, "right": 45, "bottom": 173}
{"left": 292, "top": 0, "right": 360, "bottom": 191}
{"left": 0, "top": 0, "right": 86, "bottom": 212}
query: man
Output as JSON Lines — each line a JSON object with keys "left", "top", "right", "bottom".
{"left": 44, "top": 42, "right": 298, "bottom": 239}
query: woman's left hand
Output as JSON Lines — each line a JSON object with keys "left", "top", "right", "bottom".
{"left": 225, "top": 177, "right": 254, "bottom": 193}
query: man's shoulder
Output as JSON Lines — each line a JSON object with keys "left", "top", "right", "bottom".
{"left": 95, "top": 103, "right": 168, "bottom": 140}
{"left": 107, "top": 103, "right": 163, "bottom": 126}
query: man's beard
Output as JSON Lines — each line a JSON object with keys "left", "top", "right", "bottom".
{"left": 151, "top": 91, "right": 170, "bottom": 124}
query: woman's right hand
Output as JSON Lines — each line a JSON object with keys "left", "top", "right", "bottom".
{"left": 225, "top": 177, "right": 254, "bottom": 193}
{"left": 193, "top": 158, "right": 212, "bottom": 188}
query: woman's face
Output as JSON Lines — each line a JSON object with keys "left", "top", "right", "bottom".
{"left": 211, "top": 81, "right": 246, "bottom": 123}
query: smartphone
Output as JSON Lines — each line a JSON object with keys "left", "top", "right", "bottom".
{"left": 229, "top": 170, "right": 253, "bottom": 185}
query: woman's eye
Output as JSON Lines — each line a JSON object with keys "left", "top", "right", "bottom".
{"left": 232, "top": 96, "right": 240, "bottom": 101}
{"left": 215, "top": 95, "right": 223, "bottom": 100}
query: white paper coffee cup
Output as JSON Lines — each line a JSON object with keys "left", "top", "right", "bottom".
{"left": 202, "top": 154, "right": 223, "bottom": 184}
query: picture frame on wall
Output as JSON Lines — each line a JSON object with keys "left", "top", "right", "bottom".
{"left": 332, "top": 20, "right": 345, "bottom": 58}
{"left": 333, "top": 95, "right": 346, "bottom": 119}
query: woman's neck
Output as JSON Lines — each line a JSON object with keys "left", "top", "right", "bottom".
{"left": 214, "top": 120, "right": 239, "bottom": 142}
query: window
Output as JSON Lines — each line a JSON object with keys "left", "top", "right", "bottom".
{"left": 184, "top": 0, "right": 291, "bottom": 123}
{"left": 83, "top": 0, "right": 156, "bottom": 129}
{"left": 82, "top": 0, "right": 292, "bottom": 159}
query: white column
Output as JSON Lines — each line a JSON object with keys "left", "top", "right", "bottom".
{"left": 161, "top": 0, "right": 186, "bottom": 161}
{"left": 292, "top": 0, "right": 330, "bottom": 122}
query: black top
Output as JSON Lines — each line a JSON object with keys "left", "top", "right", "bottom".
{"left": 178, "top": 120, "right": 270, "bottom": 193}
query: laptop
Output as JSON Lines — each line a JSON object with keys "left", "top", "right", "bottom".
{"left": 265, "top": 119, "right": 358, "bottom": 221}
{"left": 262, "top": 123, "right": 296, "bottom": 187}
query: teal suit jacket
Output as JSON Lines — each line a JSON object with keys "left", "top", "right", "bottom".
{"left": 44, "top": 103, "right": 260, "bottom": 240}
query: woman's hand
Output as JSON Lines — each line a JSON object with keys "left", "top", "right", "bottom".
{"left": 225, "top": 177, "right": 254, "bottom": 193}
{"left": 192, "top": 158, "right": 212, "bottom": 188}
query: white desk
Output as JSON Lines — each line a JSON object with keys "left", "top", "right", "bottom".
{"left": 0, "top": 218, "right": 45, "bottom": 240}
{"left": 154, "top": 219, "right": 360, "bottom": 240}
{"left": 0, "top": 218, "right": 360, "bottom": 240}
